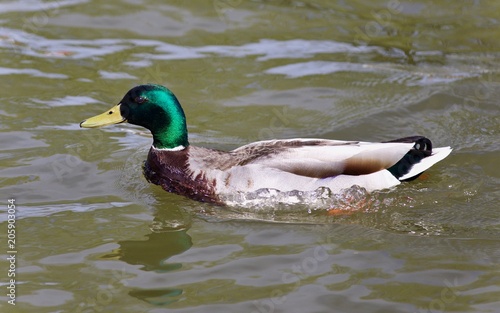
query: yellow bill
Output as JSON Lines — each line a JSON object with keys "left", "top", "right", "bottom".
{"left": 80, "top": 104, "right": 126, "bottom": 128}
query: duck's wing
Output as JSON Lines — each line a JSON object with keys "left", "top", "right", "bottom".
{"left": 230, "top": 137, "right": 450, "bottom": 180}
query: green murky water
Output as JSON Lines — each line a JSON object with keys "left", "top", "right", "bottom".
{"left": 1, "top": 1, "right": 499, "bottom": 312}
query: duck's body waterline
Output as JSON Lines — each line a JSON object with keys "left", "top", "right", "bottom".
{"left": 80, "top": 84, "right": 452, "bottom": 205}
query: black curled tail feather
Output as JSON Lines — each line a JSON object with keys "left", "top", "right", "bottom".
{"left": 385, "top": 136, "right": 433, "bottom": 181}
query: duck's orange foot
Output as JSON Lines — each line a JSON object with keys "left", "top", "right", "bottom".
{"left": 326, "top": 194, "right": 375, "bottom": 216}
{"left": 326, "top": 208, "right": 358, "bottom": 216}
{"left": 418, "top": 173, "right": 430, "bottom": 180}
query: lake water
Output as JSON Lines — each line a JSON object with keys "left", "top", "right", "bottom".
{"left": 0, "top": 0, "right": 499, "bottom": 312}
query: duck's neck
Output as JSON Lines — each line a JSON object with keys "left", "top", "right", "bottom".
{"left": 150, "top": 103, "right": 189, "bottom": 150}
{"left": 152, "top": 126, "right": 188, "bottom": 150}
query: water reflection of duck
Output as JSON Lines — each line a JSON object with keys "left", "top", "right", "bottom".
{"left": 101, "top": 223, "right": 192, "bottom": 305}
{"left": 81, "top": 84, "right": 451, "bottom": 205}
{"left": 102, "top": 229, "right": 192, "bottom": 272}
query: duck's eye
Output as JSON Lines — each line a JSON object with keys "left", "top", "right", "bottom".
{"left": 135, "top": 96, "right": 147, "bottom": 104}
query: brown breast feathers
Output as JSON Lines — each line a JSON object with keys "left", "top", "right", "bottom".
{"left": 144, "top": 146, "right": 222, "bottom": 204}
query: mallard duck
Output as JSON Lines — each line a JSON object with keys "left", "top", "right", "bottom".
{"left": 80, "top": 84, "right": 452, "bottom": 205}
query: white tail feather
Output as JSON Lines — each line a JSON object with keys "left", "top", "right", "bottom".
{"left": 398, "top": 147, "right": 452, "bottom": 181}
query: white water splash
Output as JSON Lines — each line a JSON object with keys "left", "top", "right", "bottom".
{"left": 221, "top": 185, "right": 372, "bottom": 210}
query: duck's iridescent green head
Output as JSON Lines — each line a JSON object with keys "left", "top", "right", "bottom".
{"left": 80, "top": 84, "right": 189, "bottom": 150}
